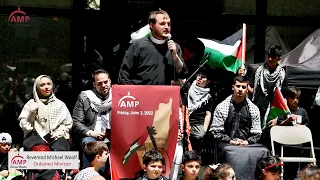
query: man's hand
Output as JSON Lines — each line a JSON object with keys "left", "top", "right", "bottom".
{"left": 0, "top": 170, "right": 9, "bottom": 177}
{"left": 240, "top": 140, "right": 249, "bottom": 146}
{"left": 168, "top": 40, "right": 177, "bottom": 58}
{"left": 90, "top": 131, "right": 105, "bottom": 140}
{"left": 8, "top": 169, "right": 22, "bottom": 176}
{"left": 289, "top": 114, "right": 298, "bottom": 122}
{"left": 268, "top": 118, "right": 278, "bottom": 127}
{"left": 10, "top": 148, "right": 18, "bottom": 152}
{"left": 230, "top": 140, "right": 240, "bottom": 145}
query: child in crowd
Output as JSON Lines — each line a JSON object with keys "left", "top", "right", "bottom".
{"left": 270, "top": 86, "right": 309, "bottom": 126}
{"left": 269, "top": 86, "right": 309, "bottom": 179}
{"left": 0, "top": 132, "right": 22, "bottom": 180}
{"left": 236, "top": 66, "right": 253, "bottom": 95}
{"left": 136, "top": 149, "right": 169, "bottom": 180}
{"left": 203, "top": 163, "right": 235, "bottom": 180}
{"left": 74, "top": 141, "right": 109, "bottom": 180}
{"left": 254, "top": 156, "right": 282, "bottom": 180}
{"left": 298, "top": 164, "right": 320, "bottom": 180}
{"left": 180, "top": 150, "right": 201, "bottom": 180}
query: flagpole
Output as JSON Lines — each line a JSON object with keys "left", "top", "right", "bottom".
{"left": 242, "top": 23, "right": 247, "bottom": 64}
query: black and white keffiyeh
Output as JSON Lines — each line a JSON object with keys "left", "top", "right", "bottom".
{"left": 187, "top": 80, "right": 211, "bottom": 114}
{"left": 253, "top": 63, "right": 285, "bottom": 100}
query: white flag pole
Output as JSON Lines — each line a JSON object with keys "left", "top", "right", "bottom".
{"left": 242, "top": 23, "right": 247, "bottom": 64}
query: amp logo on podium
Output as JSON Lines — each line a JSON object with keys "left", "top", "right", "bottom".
{"left": 8, "top": 7, "right": 30, "bottom": 24}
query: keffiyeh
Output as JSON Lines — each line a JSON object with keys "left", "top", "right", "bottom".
{"left": 187, "top": 80, "right": 211, "bottom": 114}
{"left": 253, "top": 63, "right": 285, "bottom": 99}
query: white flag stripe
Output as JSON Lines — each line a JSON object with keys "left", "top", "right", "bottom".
{"left": 198, "top": 38, "right": 241, "bottom": 56}
{"left": 130, "top": 24, "right": 151, "bottom": 42}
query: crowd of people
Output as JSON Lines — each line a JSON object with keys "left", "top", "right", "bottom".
{"left": 0, "top": 8, "right": 319, "bottom": 180}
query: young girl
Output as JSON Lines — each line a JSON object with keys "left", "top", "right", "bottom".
{"left": 298, "top": 164, "right": 320, "bottom": 180}
{"left": 254, "top": 156, "right": 283, "bottom": 180}
{"left": 203, "top": 164, "right": 236, "bottom": 180}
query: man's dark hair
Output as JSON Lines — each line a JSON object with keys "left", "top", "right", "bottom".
{"left": 92, "top": 69, "right": 109, "bottom": 81}
{"left": 198, "top": 66, "right": 213, "bottom": 81}
{"left": 265, "top": 45, "right": 282, "bottom": 57}
{"left": 285, "top": 86, "right": 301, "bottom": 99}
{"left": 84, "top": 141, "right": 109, "bottom": 163}
{"left": 182, "top": 150, "right": 201, "bottom": 165}
{"left": 142, "top": 149, "right": 165, "bottom": 166}
{"left": 233, "top": 75, "right": 249, "bottom": 85}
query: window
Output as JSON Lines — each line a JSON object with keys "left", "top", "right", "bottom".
{"left": 1, "top": 0, "right": 72, "bottom": 9}
{"left": 224, "top": 0, "right": 256, "bottom": 15}
{"left": 267, "top": 0, "right": 320, "bottom": 16}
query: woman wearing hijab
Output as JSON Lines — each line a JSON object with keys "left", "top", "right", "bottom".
{"left": 18, "top": 75, "right": 73, "bottom": 151}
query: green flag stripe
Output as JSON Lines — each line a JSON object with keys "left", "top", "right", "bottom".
{"left": 267, "top": 107, "right": 290, "bottom": 121}
{"left": 202, "top": 47, "right": 243, "bottom": 73}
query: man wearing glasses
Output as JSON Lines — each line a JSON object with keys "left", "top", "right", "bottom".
{"left": 187, "top": 66, "right": 213, "bottom": 153}
{"left": 72, "top": 69, "right": 112, "bottom": 169}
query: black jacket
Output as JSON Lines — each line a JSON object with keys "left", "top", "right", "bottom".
{"left": 72, "top": 89, "right": 104, "bottom": 139}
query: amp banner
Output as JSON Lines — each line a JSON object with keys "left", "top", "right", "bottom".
{"left": 110, "top": 85, "right": 180, "bottom": 179}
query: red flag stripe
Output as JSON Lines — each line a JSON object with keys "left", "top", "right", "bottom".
{"left": 271, "top": 88, "right": 289, "bottom": 111}
{"left": 236, "top": 41, "right": 242, "bottom": 60}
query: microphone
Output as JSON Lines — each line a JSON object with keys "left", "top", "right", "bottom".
{"left": 167, "top": 33, "right": 172, "bottom": 40}
{"left": 167, "top": 33, "right": 173, "bottom": 54}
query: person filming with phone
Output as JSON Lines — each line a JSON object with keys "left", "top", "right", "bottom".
{"left": 18, "top": 75, "right": 73, "bottom": 151}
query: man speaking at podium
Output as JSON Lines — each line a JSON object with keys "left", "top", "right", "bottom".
{"left": 118, "top": 10, "right": 188, "bottom": 85}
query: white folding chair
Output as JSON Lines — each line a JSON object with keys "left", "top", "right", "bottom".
{"left": 270, "top": 125, "right": 316, "bottom": 178}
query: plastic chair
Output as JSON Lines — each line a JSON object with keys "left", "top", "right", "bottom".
{"left": 270, "top": 125, "right": 316, "bottom": 178}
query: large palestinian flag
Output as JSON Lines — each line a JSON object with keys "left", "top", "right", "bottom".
{"left": 198, "top": 28, "right": 245, "bottom": 73}
{"left": 263, "top": 87, "right": 290, "bottom": 127}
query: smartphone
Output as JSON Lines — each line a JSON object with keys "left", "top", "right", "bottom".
{"left": 43, "top": 133, "right": 56, "bottom": 144}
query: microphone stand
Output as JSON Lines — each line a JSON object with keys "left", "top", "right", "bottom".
{"left": 180, "top": 53, "right": 210, "bottom": 151}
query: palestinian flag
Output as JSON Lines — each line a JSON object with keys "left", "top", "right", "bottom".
{"left": 263, "top": 87, "right": 290, "bottom": 127}
{"left": 122, "top": 131, "right": 149, "bottom": 164}
{"left": 198, "top": 28, "right": 244, "bottom": 73}
{"left": 130, "top": 24, "right": 151, "bottom": 43}
{"left": 314, "top": 86, "right": 320, "bottom": 106}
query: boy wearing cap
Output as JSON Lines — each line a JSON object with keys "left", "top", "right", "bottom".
{"left": 0, "top": 132, "right": 22, "bottom": 179}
